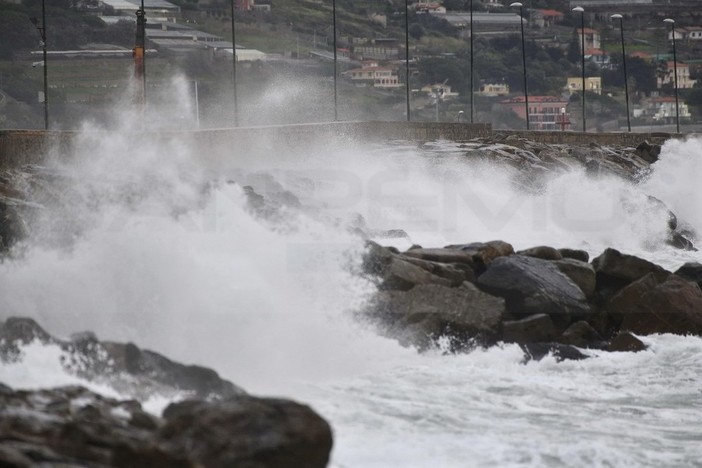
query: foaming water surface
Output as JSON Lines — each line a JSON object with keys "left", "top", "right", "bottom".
{"left": 2, "top": 92, "right": 702, "bottom": 466}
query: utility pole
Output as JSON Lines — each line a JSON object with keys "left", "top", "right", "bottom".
{"left": 133, "top": 0, "right": 146, "bottom": 107}
{"left": 30, "top": 0, "right": 48, "bottom": 129}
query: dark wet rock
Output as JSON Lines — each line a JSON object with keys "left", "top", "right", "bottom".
{"left": 443, "top": 240, "right": 514, "bottom": 271}
{"left": 369, "top": 282, "right": 505, "bottom": 350}
{"left": 363, "top": 241, "right": 452, "bottom": 290}
{"left": 0, "top": 317, "right": 244, "bottom": 401}
{"left": 161, "top": 397, "right": 332, "bottom": 468}
{"left": 502, "top": 314, "right": 558, "bottom": 344}
{"left": 477, "top": 255, "right": 591, "bottom": 324}
{"left": 398, "top": 254, "right": 472, "bottom": 286}
{"left": 592, "top": 248, "right": 671, "bottom": 290}
{"left": 605, "top": 273, "right": 661, "bottom": 325}
{"left": 517, "top": 245, "right": 563, "bottom": 260}
{"left": 607, "top": 332, "right": 647, "bottom": 352}
{"left": 635, "top": 141, "right": 661, "bottom": 164}
{"left": 553, "top": 258, "right": 596, "bottom": 298}
{"left": 668, "top": 231, "right": 696, "bottom": 251}
{"left": 557, "top": 321, "right": 605, "bottom": 348}
{"left": 618, "top": 275, "right": 702, "bottom": 336}
{"left": 521, "top": 342, "right": 589, "bottom": 362}
{"left": 0, "top": 198, "right": 25, "bottom": 252}
{"left": 0, "top": 384, "right": 332, "bottom": 468}
{"left": 587, "top": 308, "right": 619, "bottom": 340}
{"left": 558, "top": 248, "right": 589, "bottom": 263}
{"left": 674, "top": 261, "right": 702, "bottom": 289}
{"left": 402, "top": 247, "right": 477, "bottom": 268}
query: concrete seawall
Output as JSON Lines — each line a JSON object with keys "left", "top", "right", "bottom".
{"left": 0, "top": 122, "right": 683, "bottom": 170}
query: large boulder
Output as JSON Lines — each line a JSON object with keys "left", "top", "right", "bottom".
{"left": 592, "top": 248, "right": 670, "bottom": 290}
{"left": 161, "top": 397, "right": 333, "bottom": 468}
{"left": 517, "top": 245, "right": 563, "bottom": 261}
{"left": 443, "top": 240, "right": 514, "bottom": 269}
{"left": 0, "top": 317, "right": 244, "bottom": 401}
{"left": 363, "top": 241, "right": 452, "bottom": 290}
{"left": 617, "top": 275, "right": 702, "bottom": 336}
{"left": 502, "top": 314, "right": 558, "bottom": 344}
{"left": 553, "top": 258, "right": 596, "bottom": 298}
{"left": 369, "top": 282, "right": 505, "bottom": 350}
{"left": 674, "top": 262, "right": 702, "bottom": 290}
{"left": 476, "top": 255, "right": 591, "bottom": 323}
{"left": 0, "top": 384, "right": 333, "bottom": 468}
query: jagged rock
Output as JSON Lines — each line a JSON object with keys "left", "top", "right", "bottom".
{"left": 502, "top": 314, "right": 558, "bottom": 344}
{"left": 402, "top": 247, "right": 477, "bottom": 268}
{"left": 517, "top": 245, "right": 563, "bottom": 260}
{"left": 668, "top": 231, "right": 696, "bottom": 251}
{"left": 674, "top": 262, "right": 702, "bottom": 289}
{"left": 363, "top": 242, "right": 452, "bottom": 290}
{"left": 0, "top": 317, "right": 244, "bottom": 401}
{"left": 558, "top": 248, "right": 589, "bottom": 263}
{"left": 0, "top": 384, "right": 332, "bottom": 468}
{"left": 553, "top": 258, "right": 596, "bottom": 298}
{"left": 369, "top": 282, "right": 505, "bottom": 350}
{"left": 161, "top": 397, "right": 333, "bottom": 468}
{"left": 443, "top": 240, "right": 514, "bottom": 269}
{"left": 607, "top": 332, "right": 646, "bottom": 352}
{"left": 520, "top": 343, "right": 589, "bottom": 362}
{"left": 635, "top": 141, "right": 661, "bottom": 164}
{"left": 398, "top": 254, "right": 472, "bottom": 286}
{"left": 557, "top": 321, "right": 605, "bottom": 348}
{"left": 476, "top": 255, "right": 591, "bottom": 324}
{"left": 605, "top": 273, "right": 661, "bottom": 325}
{"left": 618, "top": 275, "right": 702, "bottom": 336}
{"left": 592, "top": 248, "right": 671, "bottom": 290}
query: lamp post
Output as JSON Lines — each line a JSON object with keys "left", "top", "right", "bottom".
{"left": 664, "top": 18, "right": 680, "bottom": 134}
{"left": 572, "top": 6, "right": 586, "bottom": 132}
{"left": 469, "top": 0, "right": 474, "bottom": 123}
{"left": 405, "top": 0, "right": 411, "bottom": 121}
{"left": 30, "top": 0, "right": 48, "bottom": 130}
{"left": 611, "top": 14, "right": 631, "bottom": 132}
{"left": 332, "top": 0, "right": 338, "bottom": 121}
{"left": 510, "top": 2, "right": 529, "bottom": 130}
{"left": 230, "top": 0, "right": 238, "bottom": 126}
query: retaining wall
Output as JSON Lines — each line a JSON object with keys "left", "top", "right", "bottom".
{"left": 0, "top": 123, "right": 684, "bottom": 170}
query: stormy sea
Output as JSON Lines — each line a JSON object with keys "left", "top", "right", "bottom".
{"left": 1, "top": 80, "right": 702, "bottom": 467}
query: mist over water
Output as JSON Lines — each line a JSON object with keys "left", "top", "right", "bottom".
{"left": 2, "top": 80, "right": 702, "bottom": 466}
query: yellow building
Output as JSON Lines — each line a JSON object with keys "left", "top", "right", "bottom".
{"left": 566, "top": 77, "right": 602, "bottom": 95}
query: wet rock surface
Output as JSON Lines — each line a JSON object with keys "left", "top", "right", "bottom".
{"left": 0, "top": 317, "right": 244, "bottom": 401}
{"left": 363, "top": 239, "right": 702, "bottom": 361}
{"left": 0, "top": 383, "right": 332, "bottom": 468}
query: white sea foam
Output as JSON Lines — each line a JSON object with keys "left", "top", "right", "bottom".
{"left": 1, "top": 82, "right": 702, "bottom": 466}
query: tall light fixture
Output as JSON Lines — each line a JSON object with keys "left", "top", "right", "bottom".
{"left": 611, "top": 14, "right": 631, "bottom": 132}
{"left": 572, "top": 6, "right": 586, "bottom": 132}
{"left": 469, "top": 0, "right": 474, "bottom": 123}
{"left": 230, "top": 0, "right": 239, "bottom": 126}
{"left": 405, "top": 0, "right": 411, "bottom": 121}
{"left": 30, "top": 0, "right": 48, "bottom": 129}
{"left": 510, "top": 2, "right": 529, "bottom": 130}
{"left": 332, "top": 0, "right": 338, "bottom": 121}
{"left": 664, "top": 18, "right": 680, "bottom": 134}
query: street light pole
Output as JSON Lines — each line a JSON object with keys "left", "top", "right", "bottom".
{"left": 573, "top": 6, "right": 586, "bottom": 132}
{"left": 510, "top": 2, "right": 529, "bottom": 130}
{"left": 405, "top": 0, "right": 411, "bottom": 122}
{"left": 30, "top": 0, "right": 48, "bottom": 129}
{"left": 230, "top": 0, "right": 239, "bottom": 126}
{"left": 332, "top": 0, "right": 338, "bottom": 121}
{"left": 469, "top": 0, "right": 474, "bottom": 123}
{"left": 664, "top": 18, "right": 680, "bottom": 134}
{"left": 611, "top": 14, "right": 631, "bottom": 132}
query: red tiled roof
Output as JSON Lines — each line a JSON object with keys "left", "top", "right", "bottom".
{"left": 537, "top": 9, "right": 564, "bottom": 17}
{"left": 577, "top": 28, "right": 598, "bottom": 34}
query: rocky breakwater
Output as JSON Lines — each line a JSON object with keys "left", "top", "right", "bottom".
{"left": 363, "top": 240, "right": 702, "bottom": 360}
{"left": 0, "top": 318, "right": 333, "bottom": 468}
